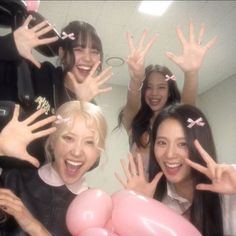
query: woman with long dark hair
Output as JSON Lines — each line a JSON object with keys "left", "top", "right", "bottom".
{"left": 117, "top": 104, "right": 236, "bottom": 235}
{"left": 117, "top": 21, "right": 217, "bottom": 178}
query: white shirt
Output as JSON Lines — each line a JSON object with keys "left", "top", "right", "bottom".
{"left": 162, "top": 182, "right": 236, "bottom": 236}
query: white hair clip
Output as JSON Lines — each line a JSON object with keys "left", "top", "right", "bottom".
{"left": 55, "top": 115, "right": 71, "bottom": 124}
{"left": 61, "top": 32, "right": 75, "bottom": 40}
{"left": 187, "top": 117, "right": 205, "bottom": 128}
{"left": 165, "top": 74, "right": 176, "bottom": 81}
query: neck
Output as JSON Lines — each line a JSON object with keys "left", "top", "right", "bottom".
{"left": 174, "top": 178, "right": 194, "bottom": 202}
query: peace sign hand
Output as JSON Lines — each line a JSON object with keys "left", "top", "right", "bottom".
{"left": 185, "top": 140, "right": 236, "bottom": 195}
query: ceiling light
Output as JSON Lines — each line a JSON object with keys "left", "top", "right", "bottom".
{"left": 106, "top": 57, "right": 124, "bottom": 67}
{"left": 138, "top": 1, "right": 173, "bottom": 16}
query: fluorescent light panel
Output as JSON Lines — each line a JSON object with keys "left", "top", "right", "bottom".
{"left": 138, "top": 1, "right": 173, "bottom": 16}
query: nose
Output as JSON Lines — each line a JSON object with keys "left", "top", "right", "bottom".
{"left": 150, "top": 88, "right": 159, "bottom": 96}
{"left": 82, "top": 49, "right": 92, "bottom": 61}
{"left": 71, "top": 142, "right": 82, "bottom": 157}
{"left": 165, "top": 144, "right": 175, "bottom": 159}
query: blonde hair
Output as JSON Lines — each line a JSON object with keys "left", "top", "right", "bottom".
{"left": 44, "top": 101, "right": 107, "bottom": 162}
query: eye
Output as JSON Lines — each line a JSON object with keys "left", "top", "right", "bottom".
{"left": 178, "top": 141, "right": 188, "bottom": 149}
{"left": 158, "top": 85, "right": 167, "bottom": 90}
{"left": 85, "top": 140, "right": 95, "bottom": 145}
{"left": 62, "top": 135, "right": 74, "bottom": 143}
{"left": 91, "top": 49, "right": 100, "bottom": 55}
{"left": 156, "top": 139, "right": 166, "bottom": 147}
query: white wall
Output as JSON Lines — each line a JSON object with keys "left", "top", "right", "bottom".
{"left": 197, "top": 74, "right": 236, "bottom": 164}
{"left": 85, "top": 85, "right": 130, "bottom": 194}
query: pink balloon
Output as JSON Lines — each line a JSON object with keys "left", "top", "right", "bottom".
{"left": 78, "top": 227, "right": 119, "bottom": 236}
{"left": 111, "top": 190, "right": 136, "bottom": 207}
{"left": 104, "top": 219, "right": 116, "bottom": 233}
{"left": 66, "top": 189, "right": 113, "bottom": 235}
{"left": 25, "top": 0, "right": 40, "bottom": 12}
{"left": 112, "top": 190, "right": 202, "bottom": 236}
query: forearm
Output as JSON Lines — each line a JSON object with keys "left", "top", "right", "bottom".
{"left": 181, "top": 71, "right": 198, "bottom": 105}
{"left": 25, "top": 219, "right": 52, "bottom": 236}
{"left": 122, "top": 79, "right": 143, "bottom": 131}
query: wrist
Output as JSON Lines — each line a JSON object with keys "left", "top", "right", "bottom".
{"left": 184, "top": 70, "right": 199, "bottom": 78}
{"left": 27, "top": 221, "right": 51, "bottom": 236}
{"left": 128, "top": 80, "right": 143, "bottom": 93}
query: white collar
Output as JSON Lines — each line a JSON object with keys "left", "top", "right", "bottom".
{"left": 166, "top": 181, "right": 191, "bottom": 205}
{"left": 38, "top": 163, "right": 88, "bottom": 195}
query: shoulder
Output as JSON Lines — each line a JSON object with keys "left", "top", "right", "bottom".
{"left": 1, "top": 168, "right": 37, "bottom": 186}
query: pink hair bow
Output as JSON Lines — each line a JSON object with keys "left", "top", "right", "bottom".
{"left": 55, "top": 115, "right": 71, "bottom": 124}
{"left": 187, "top": 117, "right": 205, "bottom": 128}
{"left": 61, "top": 32, "right": 75, "bottom": 40}
{"left": 165, "top": 74, "right": 176, "bottom": 81}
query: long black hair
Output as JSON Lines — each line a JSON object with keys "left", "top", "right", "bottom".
{"left": 131, "top": 64, "right": 180, "bottom": 148}
{"left": 149, "top": 104, "right": 224, "bottom": 236}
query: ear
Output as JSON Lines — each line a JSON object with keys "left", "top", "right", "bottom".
{"left": 58, "top": 47, "right": 65, "bottom": 60}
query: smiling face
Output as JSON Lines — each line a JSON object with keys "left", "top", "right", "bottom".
{"left": 52, "top": 116, "right": 101, "bottom": 185}
{"left": 154, "top": 118, "right": 192, "bottom": 185}
{"left": 70, "top": 40, "right": 101, "bottom": 83}
{"left": 144, "top": 72, "right": 169, "bottom": 115}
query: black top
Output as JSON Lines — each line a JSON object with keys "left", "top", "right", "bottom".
{"left": 0, "top": 168, "right": 76, "bottom": 236}
{"left": 0, "top": 33, "right": 69, "bottom": 168}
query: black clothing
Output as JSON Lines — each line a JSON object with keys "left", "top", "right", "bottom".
{"left": 0, "top": 168, "right": 75, "bottom": 236}
{"left": 0, "top": 33, "right": 69, "bottom": 167}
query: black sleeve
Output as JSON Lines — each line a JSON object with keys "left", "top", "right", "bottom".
{"left": 0, "top": 33, "right": 22, "bottom": 61}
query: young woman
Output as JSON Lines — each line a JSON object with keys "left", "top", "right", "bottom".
{"left": 116, "top": 104, "right": 236, "bottom": 236}
{"left": 0, "top": 101, "right": 107, "bottom": 235}
{"left": 0, "top": 15, "right": 112, "bottom": 166}
{"left": 118, "top": 21, "right": 217, "bottom": 178}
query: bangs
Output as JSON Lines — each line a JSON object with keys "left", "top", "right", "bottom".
{"left": 76, "top": 32, "right": 102, "bottom": 51}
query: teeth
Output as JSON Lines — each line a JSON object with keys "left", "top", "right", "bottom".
{"left": 77, "top": 65, "right": 91, "bottom": 70}
{"left": 150, "top": 99, "right": 160, "bottom": 103}
{"left": 66, "top": 160, "right": 82, "bottom": 167}
{"left": 166, "top": 163, "right": 181, "bottom": 168}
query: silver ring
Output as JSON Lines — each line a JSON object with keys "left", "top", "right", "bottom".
{"left": 131, "top": 172, "right": 138, "bottom": 176}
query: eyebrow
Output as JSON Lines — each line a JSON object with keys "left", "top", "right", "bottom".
{"left": 156, "top": 136, "right": 186, "bottom": 140}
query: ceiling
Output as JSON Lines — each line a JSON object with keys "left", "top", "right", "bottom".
{"left": 6, "top": 1, "right": 236, "bottom": 94}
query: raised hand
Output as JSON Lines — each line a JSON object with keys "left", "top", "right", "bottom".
{"left": 185, "top": 140, "right": 236, "bottom": 195}
{"left": 13, "top": 15, "right": 59, "bottom": 68}
{"left": 166, "top": 20, "right": 217, "bottom": 73}
{"left": 115, "top": 153, "right": 163, "bottom": 198}
{"left": 0, "top": 105, "right": 56, "bottom": 167}
{"left": 0, "top": 189, "right": 51, "bottom": 236}
{"left": 127, "top": 30, "right": 157, "bottom": 85}
{"left": 65, "top": 61, "right": 113, "bottom": 102}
